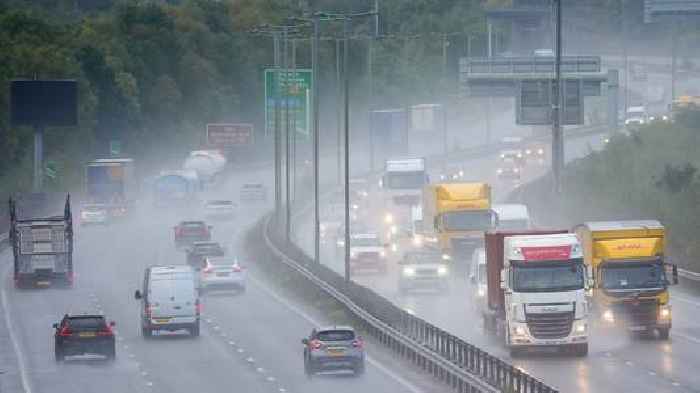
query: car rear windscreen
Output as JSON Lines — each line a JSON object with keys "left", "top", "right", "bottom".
{"left": 317, "top": 330, "right": 355, "bottom": 341}
{"left": 67, "top": 317, "right": 106, "bottom": 330}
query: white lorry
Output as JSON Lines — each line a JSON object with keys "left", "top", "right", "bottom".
{"left": 483, "top": 230, "right": 590, "bottom": 357}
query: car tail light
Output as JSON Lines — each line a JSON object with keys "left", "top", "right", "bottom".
{"left": 196, "top": 299, "right": 202, "bottom": 315}
{"left": 309, "top": 339, "right": 323, "bottom": 350}
{"left": 232, "top": 265, "right": 242, "bottom": 272}
{"left": 203, "top": 265, "right": 213, "bottom": 274}
{"left": 97, "top": 325, "right": 114, "bottom": 336}
{"left": 58, "top": 326, "right": 73, "bottom": 337}
{"left": 352, "top": 339, "right": 363, "bottom": 349}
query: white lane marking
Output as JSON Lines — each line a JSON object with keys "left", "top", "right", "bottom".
{"left": 249, "top": 276, "right": 423, "bottom": 393}
{"left": 671, "top": 331, "right": 700, "bottom": 345}
{"left": 1, "top": 285, "right": 33, "bottom": 393}
{"left": 673, "top": 295, "right": 700, "bottom": 308}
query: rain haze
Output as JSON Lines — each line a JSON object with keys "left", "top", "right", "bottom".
{"left": 1, "top": 1, "right": 700, "bottom": 393}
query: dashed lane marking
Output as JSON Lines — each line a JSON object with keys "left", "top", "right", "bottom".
{"left": 1, "top": 283, "right": 33, "bottom": 393}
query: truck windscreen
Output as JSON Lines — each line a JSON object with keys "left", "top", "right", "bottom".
{"left": 512, "top": 260, "right": 584, "bottom": 292}
{"left": 601, "top": 262, "right": 666, "bottom": 290}
{"left": 386, "top": 172, "right": 425, "bottom": 189}
{"left": 442, "top": 211, "right": 493, "bottom": 231}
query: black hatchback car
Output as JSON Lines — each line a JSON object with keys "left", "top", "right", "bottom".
{"left": 54, "top": 314, "right": 116, "bottom": 361}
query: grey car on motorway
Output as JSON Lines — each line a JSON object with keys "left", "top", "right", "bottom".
{"left": 302, "top": 326, "right": 365, "bottom": 377}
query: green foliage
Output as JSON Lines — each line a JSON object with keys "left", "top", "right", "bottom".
{"left": 516, "top": 111, "right": 700, "bottom": 269}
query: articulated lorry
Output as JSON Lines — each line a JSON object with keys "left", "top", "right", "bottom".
{"left": 575, "top": 221, "right": 678, "bottom": 339}
{"left": 422, "top": 182, "right": 497, "bottom": 263}
{"left": 9, "top": 195, "right": 74, "bottom": 288}
{"left": 152, "top": 170, "right": 200, "bottom": 207}
{"left": 482, "top": 230, "right": 590, "bottom": 357}
{"left": 85, "top": 158, "right": 136, "bottom": 217}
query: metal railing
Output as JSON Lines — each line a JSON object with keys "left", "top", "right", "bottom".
{"left": 263, "top": 215, "right": 558, "bottom": 393}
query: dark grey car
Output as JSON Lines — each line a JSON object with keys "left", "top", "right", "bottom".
{"left": 302, "top": 326, "right": 365, "bottom": 377}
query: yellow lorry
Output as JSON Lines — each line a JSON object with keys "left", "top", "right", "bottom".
{"left": 575, "top": 220, "right": 678, "bottom": 339}
{"left": 422, "top": 183, "right": 497, "bottom": 263}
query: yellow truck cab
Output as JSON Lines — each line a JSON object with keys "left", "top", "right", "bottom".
{"left": 422, "top": 183, "right": 497, "bottom": 264}
{"left": 575, "top": 220, "right": 678, "bottom": 339}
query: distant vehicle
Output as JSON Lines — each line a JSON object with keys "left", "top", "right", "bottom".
{"left": 174, "top": 221, "right": 212, "bottom": 248}
{"left": 203, "top": 200, "right": 235, "bottom": 219}
{"left": 302, "top": 326, "right": 365, "bottom": 377}
{"left": 398, "top": 248, "right": 450, "bottom": 294}
{"left": 533, "top": 48, "right": 554, "bottom": 57}
{"left": 625, "top": 106, "right": 648, "bottom": 127}
{"left": 523, "top": 142, "right": 546, "bottom": 164}
{"left": 492, "top": 204, "right": 531, "bottom": 230}
{"left": 135, "top": 265, "right": 201, "bottom": 338}
{"left": 84, "top": 158, "right": 136, "bottom": 218}
{"left": 499, "top": 149, "right": 525, "bottom": 166}
{"left": 468, "top": 248, "right": 487, "bottom": 304}
{"left": 183, "top": 150, "right": 226, "bottom": 186}
{"left": 9, "top": 195, "right": 74, "bottom": 288}
{"left": 153, "top": 170, "right": 200, "bottom": 207}
{"left": 239, "top": 183, "right": 267, "bottom": 202}
{"left": 79, "top": 204, "right": 109, "bottom": 226}
{"left": 496, "top": 160, "right": 521, "bottom": 180}
{"left": 54, "top": 314, "right": 116, "bottom": 362}
{"left": 200, "top": 256, "right": 246, "bottom": 293}
{"left": 186, "top": 241, "right": 226, "bottom": 267}
{"left": 347, "top": 233, "right": 388, "bottom": 274}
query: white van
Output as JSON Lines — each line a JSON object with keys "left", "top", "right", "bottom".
{"left": 135, "top": 265, "right": 201, "bottom": 338}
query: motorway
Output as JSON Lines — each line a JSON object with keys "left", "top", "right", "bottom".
{"left": 292, "top": 121, "right": 700, "bottom": 393}
{"left": 0, "top": 166, "right": 434, "bottom": 393}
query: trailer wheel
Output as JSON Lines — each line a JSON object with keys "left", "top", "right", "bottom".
{"left": 657, "top": 328, "right": 670, "bottom": 340}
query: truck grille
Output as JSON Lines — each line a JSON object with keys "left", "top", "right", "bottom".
{"left": 415, "top": 268, "right": 437, "bottom": 277}
{"left": 357, "top": 252, "right": 379, "bottom": 259}
{"left": 525, "top": 311, "right": 574, "bottom": 339}
{"left": 619, "top": 299, "right": 657, "bottom": 326}
{"left": 393, "top": 195, "right": 419, "bottom": 205}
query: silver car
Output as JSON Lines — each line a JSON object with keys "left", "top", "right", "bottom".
{"left": 398, "top": 249, "right": 450, "bottom": 294}
{"left": 203, "top": 200, "right": 235, "bottom": 220}
{"left": 200, "top": 256, "right": 246, "bottom": 293}
{"left": 302, "top": 326, "right": 365, "bottom": 377}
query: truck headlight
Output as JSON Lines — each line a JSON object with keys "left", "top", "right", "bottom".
{"left": 412, "top": 236, "right": 423, "bottom": 247}
{"left": 384, "top": 213, "right": 393, "bottom": 224}
{"left": 379, "top": 250, "right": 386, "bottom": 258}
{"left": 497, "top": 168, "right": 503, "bottom": 174}
{"left": 391, "top": 243, "right": 398, "bottom": 252}
{"left": 603, "top": 309, "right": 615, "bottom": 323}
{"left": 402, "top": 267, "right": 416, "bottom": 277}
{"left": 662, "top": 115, "right": 669, "bottom": 121}
{"left": 517, "top": 153, "right": 523, "bottom": 158}
{"left": 437, "top": 266, "right": 449, "bottom": 276}
{"left": 537, "top": 148, "right": 544, "bottom": 155}
{"left": 477, "top": 287, "right": 485, "bottom": 297}
{"left": 525, "top": 149, "right": 532, "bottom": 155}
{"left": 390, "top": 225, "right": 398, "bottom": 235}
{"left": 458, "top": 170, "right": 464, "bottom": 177}
{"left": 352, "top": 204, "right": 359, "bottom": 210}
{"left": 441, "top": 253, "right": 451, "bottom": 261}
{"left": 660, "top": 305, "right": 671, "bottom": 319}
{"left": 575, "top": 322, "right": 587, "bottom": 334}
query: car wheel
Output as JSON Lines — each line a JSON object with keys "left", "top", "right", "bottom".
{"left": 55, "top": 346, "right": 65, "bottom": 362}
{"left": 142, "top": 327, "right": 153, "bottom": 338}
{"left": 190, "top": 322, "right": 200, "bottom": 337}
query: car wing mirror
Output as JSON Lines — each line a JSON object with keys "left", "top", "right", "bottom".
{"left": 301, "top": 338, "right": 309, "bottom": 345}
{"left": 134, "top": 290, "right": 142, "bottom": 300}
{"left": 53, "top": 323, "right": 59, "bottom": 329}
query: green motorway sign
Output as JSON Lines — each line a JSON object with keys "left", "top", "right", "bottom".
{"left": 264, "top": 68, "right": 312, "bottom": 138}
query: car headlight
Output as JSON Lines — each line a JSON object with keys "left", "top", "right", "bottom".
{"left": 337, "top": 240, "right": 345, "bottom": 247}
{"left": 517, "top": 153, "right": 523, "bottom": 158}
{"left": 439, "top": 174, "right": 446, "bottom": 180}
{"left": 477, "top": 287, "right": 485, "bottom": 297}
{"left": 441, "top": 254, "right": 451, "bottom": 261}
{"left": 537, "top": 148, "right": 544, "bottom": 155}
{"left": 513, "top": 167, "right": 520, "bottom": 173}
{"left": 513, "top": 325, "right": 526, "bottom": 336}
{"left": 458, "top": 170, "right": 464, "bottom": 177}
{"left": 402, "top": 267, "right": 416, "bottom": 277}
{"left": 604, "top": 137, "right": 610, "bottom": 144}
{"left": 662, "top": 115, "right": 669, "bottom": 121}
{"left": 384, "top": 213, "right": 393, "bottom": 224}
{"left": 379, "top": 250, "right": 386, "bottom": 258}
{"left": 500, "top": 154, "right": 505, "bottom": 159}
{"left": 437, "top": 266, "right": 448, "bottom": 276}
{"left": 497, "top": 168, "right": 503, "bottom": 174}
{"left": 391, "top": 243, "right": 398, "bottom": 252}
{"left": 525, "top": 149, "right": 532, "bottom": 155}
{"left": 603, "top": 309, "right": 615, "bottom": 323}
{"left": 390, "top": 225, "right": 398, "bottom": 235}
{"left": 660, "top": 305, "right": 671, "bottom": 319}
{"left": 412, "top": 236, "right": 423, "bottom": 247}
{"left": 649, "top": 116, "right": 656, "bottom": 121}
{"left": 352, "top": 204, "right": 359, "bottom": 210}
